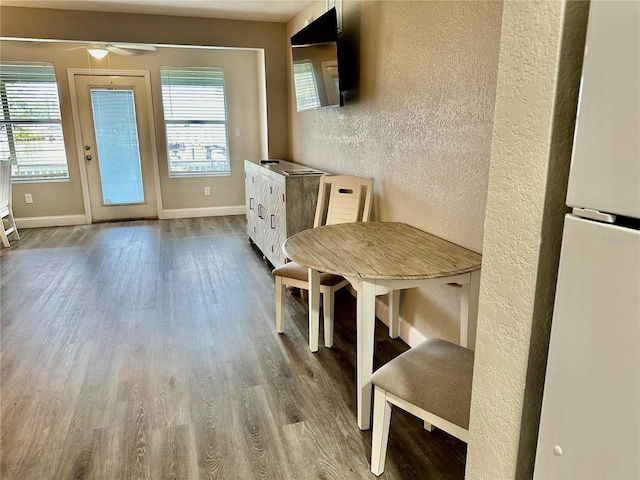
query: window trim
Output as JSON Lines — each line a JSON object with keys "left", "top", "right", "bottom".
{"left": 0, "top": 62, "right": 70, "bottom": 182}
{"left": 160, "top": 67, "right": 231, "bottom": 178}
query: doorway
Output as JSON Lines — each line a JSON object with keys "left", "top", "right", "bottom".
{"left": 71, "top": 71, "right": 161, "bottom": 222}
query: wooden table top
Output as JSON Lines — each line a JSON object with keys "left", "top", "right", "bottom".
{"left": 282, "top": 222, "right": 481, "bottom": 280}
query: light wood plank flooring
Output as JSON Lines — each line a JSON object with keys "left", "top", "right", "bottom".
{"left": 1, "top": 217, "right": 466, "bottom": 479}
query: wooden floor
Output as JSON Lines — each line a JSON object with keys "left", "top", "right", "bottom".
{"left": 0, "top": 217, "right": 466, "bottom": 480}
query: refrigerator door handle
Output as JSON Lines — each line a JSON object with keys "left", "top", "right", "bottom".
{"left": 572, "top": 208, "right": 617, "bottom": 224}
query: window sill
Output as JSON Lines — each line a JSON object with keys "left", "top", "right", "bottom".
{"left": 12, "top": 177, "right": 71, "bottom": 184}
{"left": 168, "top": 172, "right": 231, "bottom": 179}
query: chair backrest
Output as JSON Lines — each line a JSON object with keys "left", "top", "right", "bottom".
{"left": 0, "top": 160, "right": 11, "bottom": 215}
{"left": 313, "top": 175, "right": 374, "bottom": 228}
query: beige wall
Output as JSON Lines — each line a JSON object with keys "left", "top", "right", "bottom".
{"left": 287, "top": 1, "right": 503, "bottom": 340}
{"left": 0, "top": 6, "right": 289, "bottom": 219}
{"left": 466, "top": 1, "right": 588, "bottom": 478}
{"left": 0, "top": 40, "right": 263, "bottom": 216}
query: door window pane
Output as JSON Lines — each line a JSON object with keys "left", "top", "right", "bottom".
{"left": 91, "top": 89, "right": 144, "bottom": 205}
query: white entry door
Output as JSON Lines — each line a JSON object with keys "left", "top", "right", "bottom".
{"left": 74, "top": 74, "right": 158, "bottom": 221}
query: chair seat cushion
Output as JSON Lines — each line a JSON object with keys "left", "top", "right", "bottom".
{"left": 273, "top": 261, "right": 346, "bottom": 287}
{"left": 371, "top": 338, "right": 474, "bottom": 429}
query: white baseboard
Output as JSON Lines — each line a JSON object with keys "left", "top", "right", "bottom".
{"left": 346, "top": 286, "right": 427, "bottom": 348}
{"left": 162, "top": 205, "right": 245, "bottom": 219}
{"left": 15, "top": 207, "right": 245, "bottom": 227}
{"left": 16, "top": 214, "right": 87, "bottom": 228}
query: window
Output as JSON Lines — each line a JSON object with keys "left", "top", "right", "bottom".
{"left": 0, "top": 63, "right": 69, "bottom": 181}
{"left": 160, "top": 67, "right": 230, "bottom": 177}
{"left": 293, "top": 61, "right": 321, "bottom": 111}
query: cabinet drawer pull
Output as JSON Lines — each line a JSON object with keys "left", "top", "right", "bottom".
{"left": 270, "top": 215, "right": 275, "bottom": 229}
{"left": 249, "top": 197, "right": 254, "bottom": 210}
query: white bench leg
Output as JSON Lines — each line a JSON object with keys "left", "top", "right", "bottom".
{"left": 323, "top": 290, "right": 334, "bottom": 348}
{"left": 275, "top": 275, "right": 284, "bottom": 333}
{"left": 371, "top": 386, "right": 392, "bottom": 476}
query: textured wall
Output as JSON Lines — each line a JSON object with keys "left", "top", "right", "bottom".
{"left": 287, "top": 0, "right": 503, "bottom": 341}
{"left": 466, "top": 1, "right": 588, "bottom": 478}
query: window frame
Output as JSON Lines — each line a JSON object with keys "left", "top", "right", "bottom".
{"left": 0, "top": 62, "right": 70, "bottom": 182}
{"left": 160, "top": 67, "right": 231, "bottom": 178}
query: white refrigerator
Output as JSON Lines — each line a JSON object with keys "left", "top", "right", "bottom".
{"left": 534, "top": 1, "right": 640, "bottom": 479}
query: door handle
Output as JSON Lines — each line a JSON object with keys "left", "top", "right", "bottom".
{"left": 85, "top": 155, "right": 92, "bottom": 161}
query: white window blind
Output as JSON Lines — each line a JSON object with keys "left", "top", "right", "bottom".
{"left": 0, "top": 63, "right": 69, "bottom": 181}
{"left": 293, "top": 61, "right": 321, "bottom": 111}
{"left": 160, "top": 67, "right": 230, "bottom": 176}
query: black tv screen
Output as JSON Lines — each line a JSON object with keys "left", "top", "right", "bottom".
{"left": 291, "top": 8, "right": 342, "bottom": 112}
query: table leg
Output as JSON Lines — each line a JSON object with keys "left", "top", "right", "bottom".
{"left": 388, "top": 290, "right": 400, "bottom": 339}
{"left": 308, "top": 268, "right": 320, "bottom": 352}
{"left": 460, "top": 270, "right": 481, "bottom": 349}
{"left": 357, "top": 280, "right": 377, "bottom": 430}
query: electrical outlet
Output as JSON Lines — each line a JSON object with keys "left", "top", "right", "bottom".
{"left": 204, "top": 187, "right": 211, "bottom": 196}
{"left": 24, "top": 193, "right": 33, "bottom": 204}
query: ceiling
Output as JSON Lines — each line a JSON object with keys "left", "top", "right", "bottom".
{"left": 0, "top": 0, "right": 315, "bottom": 23}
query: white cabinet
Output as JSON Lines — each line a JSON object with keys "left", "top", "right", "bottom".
{"left": 244, "top": 159, "right": 325, "bottom": 267}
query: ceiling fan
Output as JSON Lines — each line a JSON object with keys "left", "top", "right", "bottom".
{"left": 84, "top": 43, "right": 157, "bottom": 58}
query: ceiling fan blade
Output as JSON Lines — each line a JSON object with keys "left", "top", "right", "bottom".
{"left": 107, "top": 46, "right": 135, "bottom": 56}
{"left": 111, "top": 43, "right": 156, "bottom": 52}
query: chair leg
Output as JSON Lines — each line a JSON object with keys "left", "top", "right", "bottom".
{"left": 388, "top": 290, "right": 400, "bottom": 338}
{"left": 0, "top": 219, "right": 10, "bottom": 248}
{"left": 371, "top": 386, "right": 392, "bottom": 476}
{"left": 10, "top": 214, "right": 19, "bottom": 240}
{"left": 308, "top": 268, "right": 320, "bottom": 352}
{"left": 322, "top": 290, "right": 335, "bottom": 348}
{"left": 275, "top": 275, "right": 285, "bottom": 333}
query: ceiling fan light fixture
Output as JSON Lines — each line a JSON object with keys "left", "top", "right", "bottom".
{"left": 88, "top": 48, "right": 109, "bottom": 59}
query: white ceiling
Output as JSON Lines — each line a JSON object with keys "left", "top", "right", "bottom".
{"left": 0, "top": 0, "right": 314, "bottom": 23}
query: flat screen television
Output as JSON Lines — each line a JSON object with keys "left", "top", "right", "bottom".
{"left": 291, "top": 8, "right": 342, "bottom": 112}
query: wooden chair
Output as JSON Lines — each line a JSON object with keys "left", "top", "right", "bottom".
{"left": 273, "top": 174, "right": 384, "bottom": 348}
{"left": 0, "top": 160, "right": 19, "bottom": 248}
{"left": 370, "top": 338, "right": 474, "bottom": 476}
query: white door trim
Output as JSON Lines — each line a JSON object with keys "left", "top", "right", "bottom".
{"left": 67, "top": 68, "right": 164, "bottom": 223}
